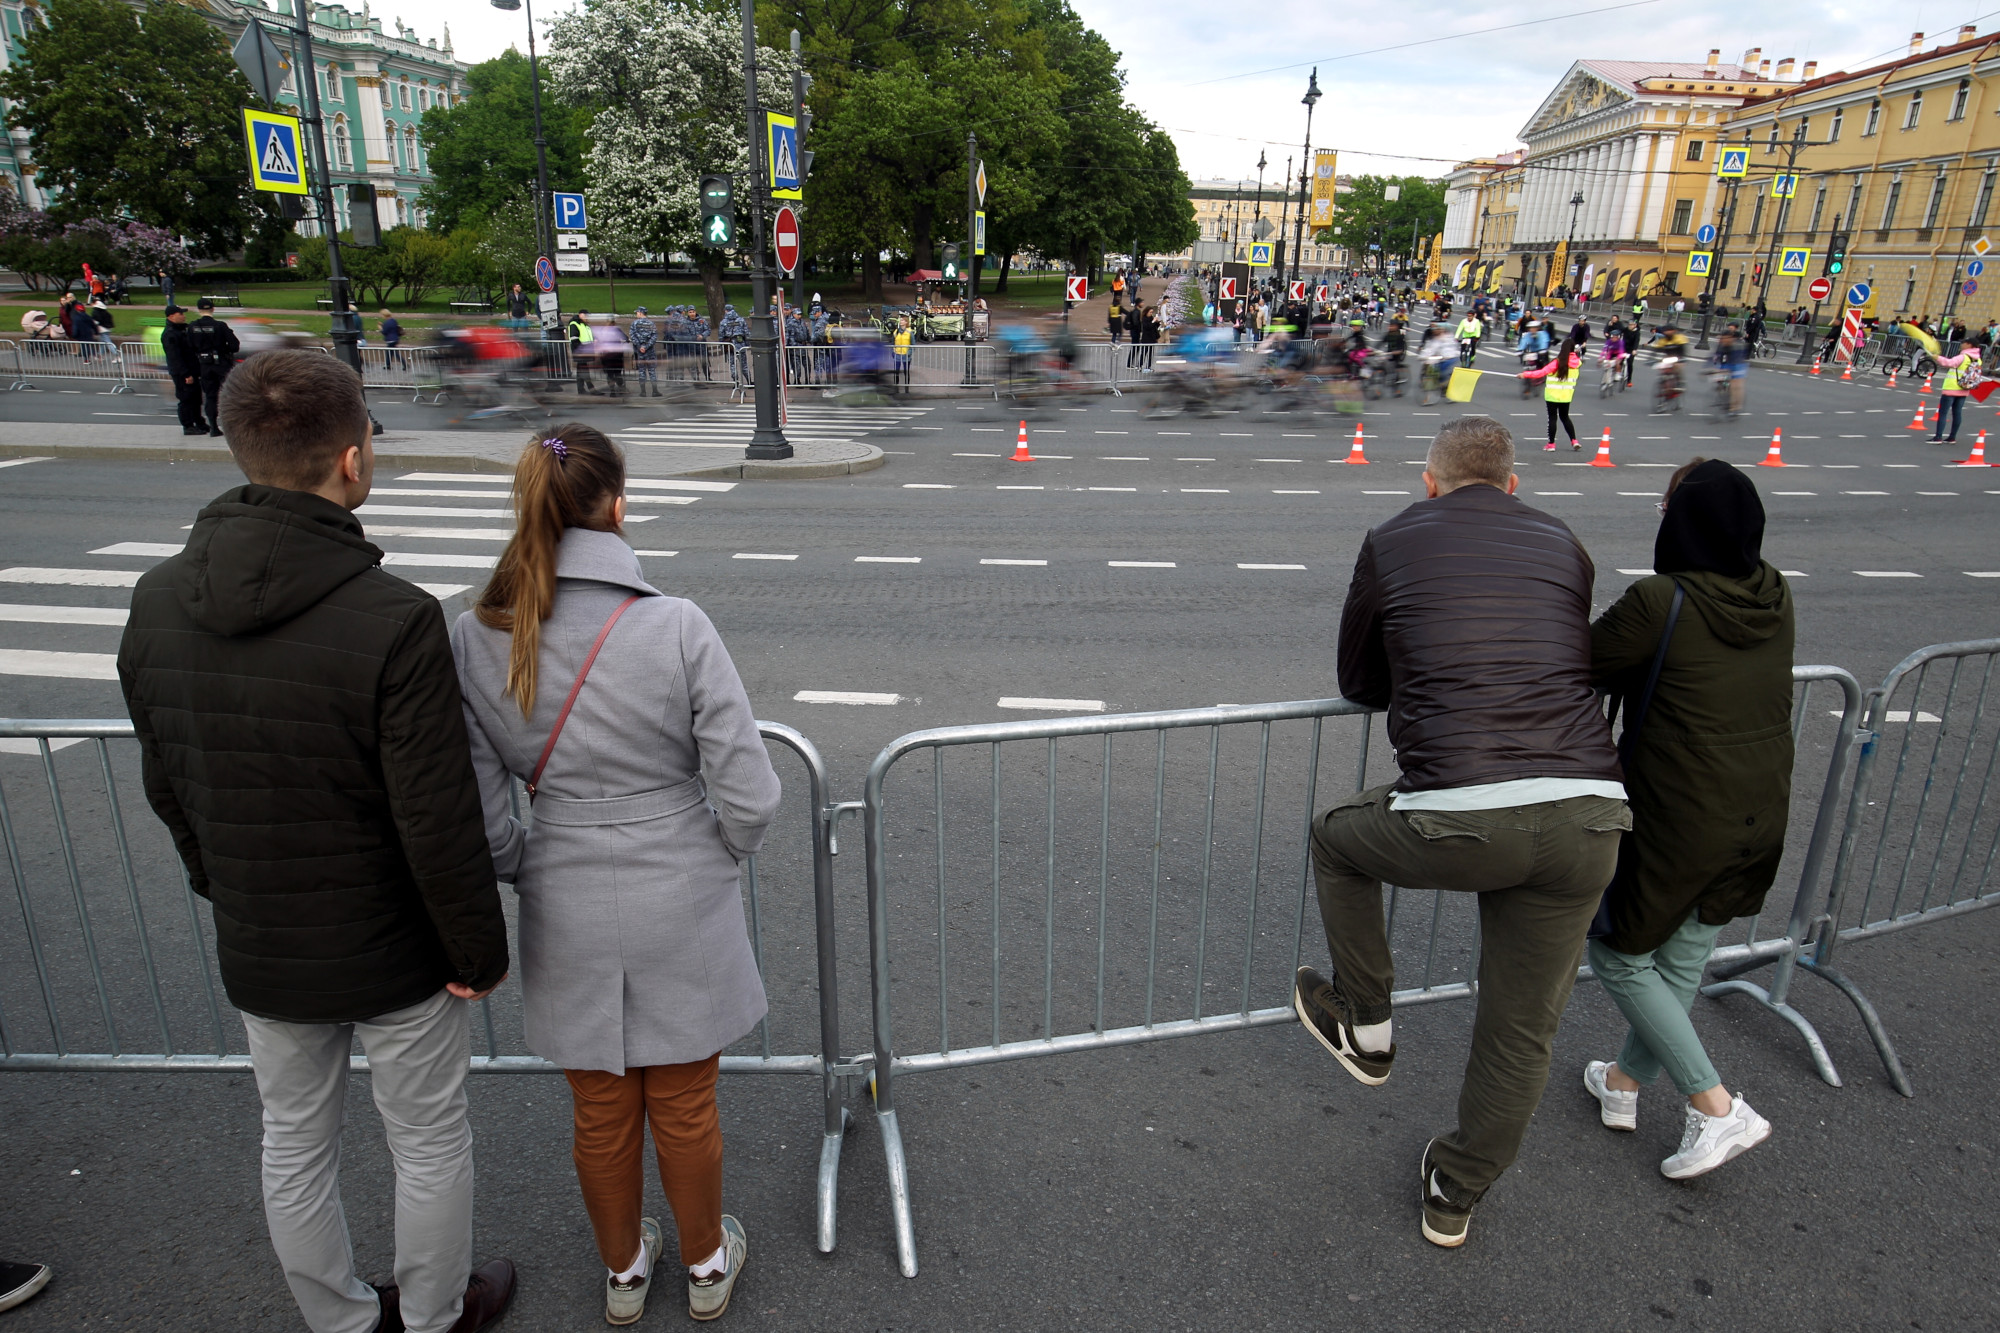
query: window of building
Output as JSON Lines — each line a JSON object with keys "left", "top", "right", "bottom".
{"left": 333, "top": 115, "right": 351, "bottom": 168}
{"left": 1903, "top": 267, "right": 1917, "bottom": 310}
{"left": 1686, "top": 140, "right": 1704, "bottom": 162}
{"left": 418, "top": 85, "right": 429, "bottom": 111}
{"left": 1809, "top": 185, "right": 1827, "bottom": 234}
{"left": 1952, "top": 78, "right": 1972, "bottom": 121}
{"left": 1830, "top": 106, "right": 1843, "bottom": 141}
{"left": 386, "top": 119, "right": 399, "bottom": 168}
{"left": 1765, "top": 125, "right": 1780, "bottom": 154}
{"left": 1924, "top": 169, "right": 1948, "bottom": 229}
{"left": 1669, "top": 198, "right": 1693, "bottom": 233}
{"left": 1904, "top": 91, "right": 1923, "bottom": 129}
{"left": 1844, "top": 179, "right": 1864, "bottom": 229}
{"left": 1881, "top": 177, "right": 1903, "bottom": 230}
{"left": 405, "top": 126, "right": 418, "bottom": 174}
{"left": 1974, "top": 166, "right": 1997, "bottom": 229}
{"left": 1748, "top": 194, "right": 1765, "bottom": 238}
{"left": 379, "top": 79, "right": 391, "bottom": 108}
{"left": 1864, "top": 99, "right": 1881, "bottom": 135}
{"left": 399, "top": 78, "right": 411, "bottom": 110}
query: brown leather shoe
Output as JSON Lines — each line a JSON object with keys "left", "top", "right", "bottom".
{"left": 446, "top": 1259, "right": 516, "bottom": 1333}
{"left": 369, "top": 1282, "right": 404, "bottom": 1333}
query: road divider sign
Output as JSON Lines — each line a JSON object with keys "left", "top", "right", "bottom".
{"left": 1288, "top": 280, "right": 1305, "bottom": 300}
{"left": 1065, "top": 275, "right": 1087, "bottom": 302}
{"left": 1218, "top": 276, "right": 1238, "bottom": 300}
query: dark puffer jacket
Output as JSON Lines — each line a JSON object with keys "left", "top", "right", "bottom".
{"left": 117, "top": 485, "right": 508, "bottom": 1024}
{"left": 1337, "top": 482, "right": 1622, "bottom": 792}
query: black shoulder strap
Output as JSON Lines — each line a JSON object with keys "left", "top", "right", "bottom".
{"left": 1619, "top": 581, "right": 1685, "bottom": 763}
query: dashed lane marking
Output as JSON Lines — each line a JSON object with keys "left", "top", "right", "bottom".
{"left": 0, "top": 648, "right": 117, "bottom": 680}
{"left": 0, "top": 567, "right": 142, "bottom": 587}
{"left": 1854, "top": 570, "right": 1921, "bottom": 577}
{"left": 0, "top": 603, "right": 126, "bottom": 626}
{"left": 981, "top": 558, "right": 1047, "bottom": 566}
{"left": 998, "top": 696, "right": 1105, "bottom": 712}
{"left": 1108, "top": 561, "right": 1176, "bottom": 568}
{"left": 1239, "top": 563, "right": 1307, "bottom": 570}
{"left": 733, "top": 553, "right": 799, "bottom": 561}
{"left": 794, "top": 690, "right": 902, "bottom": 706}
{"left": 855, "top": 556, "right": 921, "bottom": 563}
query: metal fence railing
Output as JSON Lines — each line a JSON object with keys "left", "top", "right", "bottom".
{"left": 855, "top": 668, "right": 1867, "bottom": 1275}
{"left": 0, "top": 718, "right": 858, "bottom": 1255}
{"left": 2, "top": 338, "right": 132, "bottom": 393}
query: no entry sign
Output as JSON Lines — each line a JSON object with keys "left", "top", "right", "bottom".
{"left": 1065, "top": 275, "right": 1087, "bottom": 302}
{"left": 1808, "top": 276, "right": 1833, "bottom": 302}
{"left": 773, "top": 206, "right": 801, "bottom": 275}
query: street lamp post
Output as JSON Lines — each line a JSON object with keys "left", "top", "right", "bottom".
{"left": 490, "top": 0, "right": 557, "bottom": 342}
{"left": 286, "top": 4, "right": 358, "bottom": 372}
{"left": 1252, "top": 151, "right": 1266, "bottom": 278}
{"left": 1288, "top": 68, "right": 1321, "bottom": 290}
{"left": 1565, "top": 189, "right": 1585, "bottom": 300}
{"left": 737, "top": 0, "right": 789, "bottom": 458}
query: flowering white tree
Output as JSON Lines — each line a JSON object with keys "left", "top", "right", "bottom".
{"left": 546, "top": 0, "right": 794, "bottom": 325}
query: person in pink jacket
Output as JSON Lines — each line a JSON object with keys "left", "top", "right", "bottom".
{"left": 1928, "top": 344, "right": 1982, "bottom": 445}
{"left": 1519, "top": 332, "right": 1588, "bottom": 450}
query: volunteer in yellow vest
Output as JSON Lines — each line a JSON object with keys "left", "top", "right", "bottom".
{"left": 892, "top": 314, "right": 913, "bottom": 393}
{"left": 1929, "top": 344, "right": 1981, "bottom": 446}
{"left": 567, "top": 310, "right": 598, "bottom": 394}
{"left": 1520, "top": 330, "right": 1586, "bottom": 451}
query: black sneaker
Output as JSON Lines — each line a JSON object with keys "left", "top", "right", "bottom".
{"left": 1293, "top": 965, "right": 1394, "bottom": 1086}
{"left": 0, "top": 1259, "right": 52, "bottom": 1312}
{"left": 1419, "top": 1140, "right": 1480, "bottom": 1248}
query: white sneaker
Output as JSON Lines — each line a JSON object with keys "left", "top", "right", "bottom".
{"left": 604, "top": 1216, "right": 661, "bottom": 1326}
{"left": 1661, "top": 1096, "right": 1771, "bottom": 1179}
{"left": 1583, "top": 1060, "right": 1638, "bottom": 1131}
{"left": 688, "top": 1214, "right": 747, "bottom": 1321}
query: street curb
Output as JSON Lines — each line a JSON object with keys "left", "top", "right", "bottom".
{"left": 669, "top": 446, "right": 886, "bottom": 480}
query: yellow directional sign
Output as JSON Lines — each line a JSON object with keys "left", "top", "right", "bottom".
{"left": 243, "top": 109, "right": 308, "bottom": 195}
{"left": 1685, "top": 250, "right": 1713, "bottom": 277}
{"left": 1779, "top": 246, "right": 1811, "bottom": 277}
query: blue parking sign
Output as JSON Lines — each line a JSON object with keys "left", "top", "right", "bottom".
{"left": 554, "top": 192, "right": 588, "bottom": 231}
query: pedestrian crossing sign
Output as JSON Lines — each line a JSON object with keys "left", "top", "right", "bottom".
{"left": 1248, "top": 242, "right": 1273, "bottom": 267}
{"left": 1716, "top": 148, "right": 1748, "bottom": 179}
{"left": 766, "top": 112, "right": 801, "bottom": 200}
{"left": 1770, "top": 173, "right": 1799, "bottom": 199}
{"left": 242, "top": 109, "right": 307, "bottom": 195}
{"left": 1779, "top": 247, "right": 1811, "bottom": 277}
{"left": 1685, "top": 250, "right": 1713, "bottom": 277}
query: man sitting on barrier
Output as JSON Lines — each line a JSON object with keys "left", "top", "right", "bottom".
{"left": 1294, "top": 413, "right": 1630, "bottom": 1249}
{"left": 116, "top": 349, "right": 517, "bottom": 1333}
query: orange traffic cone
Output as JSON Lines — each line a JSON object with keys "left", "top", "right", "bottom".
{"left": 1589, "top": 427, "right": 1615, "bottom": 467}
{"left": 1908, "top": 399, "right": 1927, "bottom": 431}
{"left": 1343, "top": 422, "right": 1369, "bottom": 464}
{"left": 1011, "top": 420, "right": 1034, "bottom": 462}
{"left": 1840, "top": 360, "right": 1853, "bottom": 381}
{"left": 1886, "top": 366, "right": 1898, "bottom": 390}
{"left": 1953, "top": 429, "right": 1993, "bottom": 467}
{"left": 1921, "top": 371, "right": 1935, "bottom": 394}
{"left": 1811, "top": 355, "right": 1822, "bottom": 376}
{"left": 1757, "top": 427, "right": 1787, "bottom": 467}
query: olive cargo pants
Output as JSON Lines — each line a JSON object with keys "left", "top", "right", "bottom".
{"left": 1311, "top": 784, "right": 1630, "bottom": 1196}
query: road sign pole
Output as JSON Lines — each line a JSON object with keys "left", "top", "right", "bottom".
{"left": 739, "top": 0, "right": 790, "bottom": 459}
{"left": 284, "top": 5, "right": 359, "bottom": 373}
{"left": 1696, "top": 134, "right": 1747, "bottom": 350}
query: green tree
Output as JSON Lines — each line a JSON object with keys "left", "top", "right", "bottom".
{"left": 0, "top": 0, "right": 266, "bottom": 255}
{"left": 1323, "top": 174, "right": 1447, "bottom": 275}
{"left": 417, "top": 49, "right": 592, "bottom": 235}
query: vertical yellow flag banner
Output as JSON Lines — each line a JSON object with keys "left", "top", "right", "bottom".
{"left": 1309, "top": 151, "right": 1338, "bottom": 230}
{"left": 1425, "top": 231, "right": 1444, "bottom": 289}
{"left": 1544, "top": 239, "right": 1569, "bottom": 298}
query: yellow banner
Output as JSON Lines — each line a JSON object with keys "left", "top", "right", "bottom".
{"left": 1309, "top": 150, "right": 1338, "bottom": 230}
{"left": 1425, "top": 232, "right": 1443, "bottom": 289}
{"left": 1544, "top": 239, "right": 1568, "bottom": 298}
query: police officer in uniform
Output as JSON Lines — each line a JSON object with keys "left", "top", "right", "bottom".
{"left": 188, "top": 299, "right": 242, "bottom": 437}
{"left": 160, "top": 305, "right": 206, "bottom": 435}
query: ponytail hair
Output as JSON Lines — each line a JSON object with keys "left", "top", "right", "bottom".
{"left": 474, "top": 423, "right": 625, "bottom": 716}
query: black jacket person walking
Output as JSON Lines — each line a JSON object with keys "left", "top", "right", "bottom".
{"left": 159, "top": 305, "right": 206, "bottom": 434}
{"left": 190, "top": 299, "right": 241, "bottom": 438}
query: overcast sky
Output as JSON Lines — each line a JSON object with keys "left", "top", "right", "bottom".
{"left": 379, "top": 0, "right": 1987, "bottom": 181}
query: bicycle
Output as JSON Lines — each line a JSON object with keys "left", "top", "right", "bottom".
{"left": 1598, "top": 356, "right": 1627, "bottom": 397}
{"left": 1707, "top": 369, "right": 1737, "bottom": 423}
{"left": 1649, "top": 356, "right": 1683, "bottom": 414}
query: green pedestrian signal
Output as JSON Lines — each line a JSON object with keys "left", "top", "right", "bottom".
{"left": 941, "top": 243, "right": 960, "bottom": 281}
{"left": 699, "top": 173, "right": 734, "bottom": 248}
{"left": 1825, "top": 230, "right": 1849, "bottom": 276}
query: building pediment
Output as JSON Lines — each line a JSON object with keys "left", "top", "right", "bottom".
{"left": 1520, "top": 64, "right": 1633, "bottom": 140}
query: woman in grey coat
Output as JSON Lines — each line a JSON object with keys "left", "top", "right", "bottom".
{"left": 451, "top": 424, "right": 778, "bottom": 1325}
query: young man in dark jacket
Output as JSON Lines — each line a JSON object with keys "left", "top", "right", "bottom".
{"left": 117, "top": 350, "right": 515, "bottom": 1333}
{"left": 189, "top": 299, "right": 241, "bottom": 438}
{"left": 158, "top": 305, "right": 206, "bottom": 435}
{"left": 1293, "top": 414, "right": 1630, "bottom": 1249}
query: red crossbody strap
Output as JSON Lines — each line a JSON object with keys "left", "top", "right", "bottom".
{"left": 525, "top": 595, "right": 641, "bottom": 802}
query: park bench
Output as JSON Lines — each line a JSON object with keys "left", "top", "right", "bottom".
{"left": 449, "top": 285, "right": 494, "bottom": 315}
{"left": 197, "top": 279, "right": 242, "bottom": 306}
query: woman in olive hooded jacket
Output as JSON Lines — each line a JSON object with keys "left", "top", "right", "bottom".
{"left": 1581, "top": 458, "right": 1794, "bottom": 1181}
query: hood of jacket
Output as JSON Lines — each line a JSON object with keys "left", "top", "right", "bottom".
{"left": 171, "top": 485, "right": 382, "bottom": 637}
{"left": 1674, "top": 563, "right": 1790, "bottom": 649}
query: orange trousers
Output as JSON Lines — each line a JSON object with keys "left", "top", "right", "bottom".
{"left": 564, "top": 1054, "right": 723, "bottom": 1270}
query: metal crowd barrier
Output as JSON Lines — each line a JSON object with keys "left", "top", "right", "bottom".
{"left": 1755, "top": 639, "right": 2000, "bottom": 1097}
{"left": 856, "top": 668, "right": 1866, "bottom": 1275}
{"left": 3, "top": 338, "right": 130, "bottom": 393}
{"left": 0, "top": 718, "right": 858, "bottom": 1255}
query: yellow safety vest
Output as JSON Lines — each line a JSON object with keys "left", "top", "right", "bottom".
{"left": 1543, "top": 358, "right": 1579, "bottom": 403}
{"left": 1944, "top": 360, "right": 1965, "bottom": 392}
{"left": 894, "top": 328, "right": 912, "bottom": 355}
{"left": 570, "top": 321, "right": 594, "bottom": 344}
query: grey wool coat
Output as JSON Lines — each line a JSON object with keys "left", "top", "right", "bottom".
{"left": 451, "top": 529, "right": 781, "bottom": 1072}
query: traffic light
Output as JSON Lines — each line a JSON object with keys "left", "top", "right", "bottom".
{"left": 940, "top": 243, "right": 960, "bottom": 281}
{"left": 699, "top": 174, "right": 734, "bottom": 247}
{"left": 1751, "top": 261, "right": 1765, "bottom": 288}
{"left": 1825, "top": 230, "right": 1849, "bottom": 276}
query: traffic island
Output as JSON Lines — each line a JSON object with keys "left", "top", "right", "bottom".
{"left": 671, "top": 436, "right": 885, "bottom": 480}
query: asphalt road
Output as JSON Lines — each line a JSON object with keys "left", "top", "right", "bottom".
{"left": 2, "top": 346, "right": 1997, "bottom": 1329}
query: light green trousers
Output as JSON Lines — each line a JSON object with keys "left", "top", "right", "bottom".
{"left": 1587, "top": 915, "right": 1726, "bottom": 1097}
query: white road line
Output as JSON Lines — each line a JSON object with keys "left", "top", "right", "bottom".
{"left": 1535, "top": 491, "right": 1583, "bottom": 496}
{"left": 359, "top": 504, "right": 510, "bottom": 518}
{"left": 1617, "top": 492, "right": 1658, "bottom": 496}
{"left": 1101, "top": 456, "right": 1150, "bottom": 460}
{"left": 0, "top": 567, "right": 142, "bottom": 587}
{"left": 1916, "top": 491, "right": 1959, "bottom": 496}
{"left": 1363, "top": 490, "right": 1410, "bottom": 495}
{"left": 1854, "top": 570, "right": 1921, "bottom": 577}
{"left": 1239, "top": 563, "right": 1306, "bottom": 570}
{"left": 903, "top": 483, "right": 956, "bottom": 489}
{"left": 981, "top": 558, "right": 1047, "bottom": 566}
{"left": 1108, "top": 561, "right": 1175, "bottom": 568}
{"left": 1771, "top": 491, "right": 1816, "bottom": 496}
{"left": 794, "top": 690, "right": 902, "bottom": 706}
{"left": 1842, "top": 491, "right": 1890, "bottom": 496}
{"left": 1831, "top": 710, "right": 1940, "bottom": 722}
{"left": 381, "top": 553, "right": 498, "bottom": 569}
{"left": 998, "top": 696, "right": 1105, "bottom": 712}
{"left": 1966, "top": 571, "right": 2000, "bottom": 577}
{"left": 1220, "top": 432, "right": 1252, "bottom": 437}
{"left": 0, "top": 648, "right": 118, "bottom": 680}
{"left": 996, "top": 485, "right": 1044, "bottom": 490}
{"left": 1273, "top": 489, "right": 1321, "bottom": 494}
{"left": 0, "top": 457, "right": 54, "bottom": 470}
{"left": 90, "top": 542, "right": 179, "bottom": 558}
{"left": 1616, "top": 568, "right": 1652, "bottom": 575}
{"left": 370, "top": 488, "right": 512, "bottom": 499}
{"left": 365, "top": 526, "right": 513, "bottom": 541}
{"left": 1088, "top": 487, "right": 1137, "bottom": 492}
{"left": 1176, "top": 457, "right": 1216, "bottom": 461}
{"left": 1180, "top": 488, "right": 1230, "bottom": 493}
{"left": 0, "top": 738, "right": 87, "bottom": 756}
{"left": 733, "top": 553, "right": 798, "bottom": 561}
{"left": 629, "top": 479, "right": 737, "bottom": 492}
{"left": 415, "top": 583, "right": 474, "bottom": 600}
{"left": 952, "top": 452, "right": 1001, "bottom": 457}
{"left": 0, "top": 603, "right": 127, "bottom": 626}
{"left": 632, "top": 550, "right": 679, "bottom": 557}
{"left": 855, "top": 556, "right": 921, "bottom": 563}
{"left": 1783, "top": 571, "right": 1809, "bottom": 577}
{"left": 629, "top": 496, "right": 701, "bottom": 505}
{"left": 1095, "top": 431, "right": 1130, "bottom": 435}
